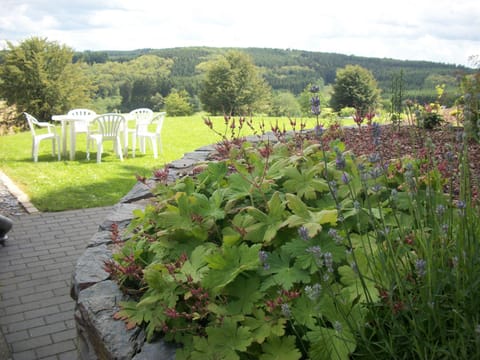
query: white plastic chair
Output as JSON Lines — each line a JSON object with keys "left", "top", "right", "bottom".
{"left": 126, "top": 108, "right": 153, "bottom": 156}
{"left": 24, "top": 112, "right": 60, "bottom": 162}
{"left": 67, "top": 108, "right": 97, "bottom": 134}
{"left": 134, "top": 112, "right": 166, "bottom": 159}
{"left": 86, "top": 113, "right": 125, "bottom": 163}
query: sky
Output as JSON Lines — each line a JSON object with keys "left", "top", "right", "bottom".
{"left": 1, "top": 0, "right": 479, "bottom": 67}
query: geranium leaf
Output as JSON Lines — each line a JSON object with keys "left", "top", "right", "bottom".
{"left": 222, "top": 226, "right": 242, "bottom": 246}
{"left": 226, "top": 275, "right": 264, "bottom": 314}
{"left": 260, "top": 250, "right": 310, "bottom": 291}
{"left": 284, "top": 194, "right": 337, "bottom": 238}
{"left": 282, "top": 165, "right": 329, "bottom": 200}
{"left": 226, "top": 172, "right": 253, "bottom": 201}
{"left": 190, "top": 317, "right": 252, "bottom": 359}
{"left": 204, "top": 243, "right": 262, "bottom": 293}
{"left": 243, "top": 310, "right": 286, "bottom": 343}
{"left": 260, "top": 335, "right": 302, "bottom": 360}
{"left": 291, "top": 295, "right": 318, "bottom": 329}
{"left": 245, "top": 192, "right": 287, "bottom": 243}
{"left": 338, "top": 263, "right": 379, "bottom": 303}
{"left": 180, "top": 244, "right": 214, "bottom": 282}
{"left": 308, "top": 326, "right": 356, "bottom": 360}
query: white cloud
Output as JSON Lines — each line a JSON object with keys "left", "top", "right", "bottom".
{"left": 0, "top": 0, "right": 479, "bottom": 66}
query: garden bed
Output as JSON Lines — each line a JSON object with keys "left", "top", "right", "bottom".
{"left": 340, "top": 124, "right": 480, "bottom": 200}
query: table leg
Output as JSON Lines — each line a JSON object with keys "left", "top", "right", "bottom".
{"left": 123, "top": 121, "right": 129, "bottom": 157}
{"left": 61, "top": 121, "right": 67, "bottom": 159}
{"left": 70, "top": 121, "right": 76, "bottom": 161}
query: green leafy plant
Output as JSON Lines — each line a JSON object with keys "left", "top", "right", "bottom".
{"left": 107, "top": 115, "right": 480, "bottom": 359}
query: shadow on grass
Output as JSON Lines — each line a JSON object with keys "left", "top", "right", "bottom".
{"left": 30, "top": 161, "right": 161, "bottom": 212}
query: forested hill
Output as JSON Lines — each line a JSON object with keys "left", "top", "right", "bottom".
{"left": 76, "top": 46, "right": 473, "bottom": 100}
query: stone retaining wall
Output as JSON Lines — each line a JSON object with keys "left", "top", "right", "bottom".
{"left": 70, "top": 134, "right": 279, "bottom": 359}
{"left": 70, "top": 145, "right": 218, "bottom": 360}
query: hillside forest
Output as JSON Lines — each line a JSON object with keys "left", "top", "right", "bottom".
{"left": 0, "top": 43, "right": 476, "bottom": 121}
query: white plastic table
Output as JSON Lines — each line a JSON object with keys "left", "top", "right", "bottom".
{"left": 52, "top": 114, "right": 95, "bottom": 160}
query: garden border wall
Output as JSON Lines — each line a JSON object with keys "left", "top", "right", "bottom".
{"left": 70, "top": 134, "right": 277, "bottom": 359}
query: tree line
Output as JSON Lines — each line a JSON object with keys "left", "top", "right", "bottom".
{"left": 0, "top": 38, "right": 475, "bottom": 123}
{"left": 75, "top": 46, "right": 471, "bottom": 104}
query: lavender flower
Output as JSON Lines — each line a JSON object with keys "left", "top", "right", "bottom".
{"left": 451, "top": 256, "right": 459, "bottom": 268}
{"left": 304, "top": 283, "right": 322, "bottom": 300}
{"left": 306, "top": 246, "right": 322, "bottom": 257}
{"left": 311, "top": 95, "right": 321, "bottom": 116}
{"left": 456, "top": 200, "right": 466, "bottom": 216}
{"left": 371, "top": 184, "right": 383, "bottom": 193}
{"left": 333, "top": 321, "right": 343, "bottom": 333}
{"left": 259, "top": 251, "right": 270, "bottom": 270}
{"left": 368, "top": 152, "right": 381, "bottom": 164}
{"left": 314, "top": 124, "right": 324, "bottom": 137}
{"left": 372, "top": 122, "right": 381, "bottom": 146}
{"left": 435, "top": 204, "right": 446, "bottom": 216}
{"left": 298, "top": 226, "right": 310, "bottom": 241}
{"left": 310, "top": 85, "right": 321, "bottom": 116}
{"left": 446, "top": 151, "right": 455, "bottom": 162}
{"left": 442, "top": 223, "right": 449, "bottom": 234}
{"left": 281, "top": 303, "right": 291, "bottom": 318}
{"left": 335, "top": 150, "right": 346, "bottom": 170}
{"left": 415, "top": 259, "right": 427, "bottom": 278}
{"left": 329, "top": 181, "right": 338, "bottom": 197}
{"left": 341, "top": 172, "right": 350, "bottom": 184}
{"left": 323, "top": 252, "right": 334, "bottom": 272}
{"left": 328, "top": 228, "right": 343, "bottom": 245}
{"left": 370, "top": 166, "right": 383, "bottom": 179}
{"left": 390, "top": 189, "right": 398, "bottom": 201}
{"left": 353, "top": 200, "right": 361, "bottom": 211}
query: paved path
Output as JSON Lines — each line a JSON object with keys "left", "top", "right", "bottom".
{"left": 0, "top": 206, "right": 113, "bottom": 360}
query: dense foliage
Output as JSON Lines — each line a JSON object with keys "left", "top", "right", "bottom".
{"left": 74, "top": 46, "right": 470, "bottom": 106}
{"left": 0, "top": 37, "right": 94, "bottom": 121}
{"left": 329, "top": 65, "right": 380, "bottom": 114}
{"left": 199, "top": 51, "right": 271, "bottom": 115}
{"left": 456, "top": 69, "right": 480, "bottom": 140}
{"left": 1, "top": 43, "right": 473, "bottom": 119}
{"left": 108, "top": 117, "right": 480, "bottom": 359}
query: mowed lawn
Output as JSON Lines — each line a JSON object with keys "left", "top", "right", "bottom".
{"left": 0, "top": 115, "right": 325, "bottom": 211}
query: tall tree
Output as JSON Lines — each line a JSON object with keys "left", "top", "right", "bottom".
{"left": 164, "top": 89, "right": 193, "bottom": 116}
{"left": 0, "top": 37, "right": 94, "bottom": 121}
{"left": 329, "top": 65, "right": 380, "bottom": 115}
{"left": 119, "top": 55, "right": 173, "bottom": 111}
{"left": 199, "top": 51, "right": 271, "bottom": 115}
{"left": 269, "top": 91, "right": 301, "bottom": 117}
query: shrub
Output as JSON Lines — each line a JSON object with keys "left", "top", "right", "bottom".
{"left": 108, "top": 119, "right": 480, "bottom": 359}
{"left": 338, "top": 107, "right": 356, "bottom": 118}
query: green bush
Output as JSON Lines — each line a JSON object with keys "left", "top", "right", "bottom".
{"left": 165, "top": 90, "right": 194, "bottom": 116}
{"left": 108, "top": 120, "right": 480, "bottom": 359}
{"left": 338, "top": 107, "right": 356, "bottom": 118}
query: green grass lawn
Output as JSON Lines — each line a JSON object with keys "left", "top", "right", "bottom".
{"left": 1, "top": 115, "right": 337, "bottom": 211}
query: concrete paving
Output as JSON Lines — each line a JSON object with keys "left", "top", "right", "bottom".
{"left": 0, "top": 206, "right": 113, "bottom": 360}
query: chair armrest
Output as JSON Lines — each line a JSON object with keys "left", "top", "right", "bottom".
{"left": 36, "top": 121, "right": 53, "bottom": 127}
{"left": 37, "top": 122, "right": 57, "bottom": 133}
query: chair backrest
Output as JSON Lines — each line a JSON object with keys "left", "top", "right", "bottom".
{"left": 129, "top": 108, "right": 153, "bottom": 132}
{"left": 152, "top": 112, "right": 166, "bottom": 134}
{"left": 68, "top": 109, "right": 96, "bottom": 117}
{"left": 68, "top": 109, "right": 97, "bottom": 132}
{"left": 91, "top": 113, "right": 125, "bottom": 138}
{"left": 24, "top": 112, "right": 40, "bottom": 136}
